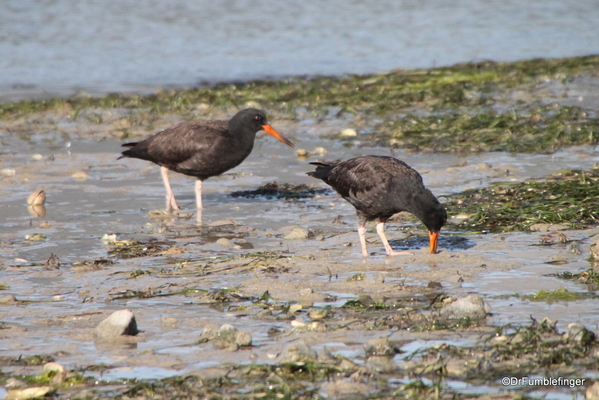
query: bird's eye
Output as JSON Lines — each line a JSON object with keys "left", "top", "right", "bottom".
{"left": 254, "top": 115, "right": 262, "bottom": 121}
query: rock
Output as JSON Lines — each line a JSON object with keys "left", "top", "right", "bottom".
{"left": 439, "top": 294, "right": 487, "bottom": 320}
{"left": 565, "top": 322, "right": 595, "bottom": 346}
{"left": 299, "top": 288, "right": 313, "bottom": 296}
{"left": 586, "top": 381, "right": 599, "bottom": 400}
{"left": 476, "top": 162, "right": 493, "bottom": 171}
{"left": 366, "top": 355, "right": 396, "bottom": 373}
{"left": 1, "top": 168, "right": 16, "bottom": 176}
{"left": 235, "top": 330, "right": 253, "bottom": 347}
{"left": 364, "top": 337, "right": 397, "bottom": 357}
{"left": 311, "top": 147, "right": 327, "bottom": 156}
{"left": 279, "top": 341, "right": 318, "bottom": 363}
{"left": 218, "top": 324, "right": 238, "bottom": 342}
{"left": 44, "top": 253, "right": 61, "bottom": 269}
{"left": 95, "top": 309, "right": 138, "bottom": 338}
{"left": 288, "top": 304, "right": 302, "bottom": 314}
{"left": 284, "top": 227, "right": 310, "bottom": 240}
{"left": 0, "top": 294, "right": 17, "bottom": 303}
{"left": 444, "top": 359, "right": 468, "bottom": 377}
{"left": 203, "top": 324, "right": 252, "bottom": 349}
{"left": 6, "top": 386, "right": 54, "bottom": 400}
{"left": 43, "top": 362, "right": 67, "bottom": 384}
{"left": 216, "top": 238, "right": 234, "bottom": 247}
{"left": 27, "top": 190, "right": 46, "bottom": 205}
{"left": 340, "top": 128, "right": 358, "bottom": 137}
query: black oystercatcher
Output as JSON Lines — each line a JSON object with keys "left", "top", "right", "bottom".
{"left": 119, "top": 108, "right": 294, "bottom": 223}
{"left": 307, "top": 155, "right": 447, "bottom": 256}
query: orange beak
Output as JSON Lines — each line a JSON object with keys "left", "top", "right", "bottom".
{"left": 262, "top": 124, "right": 295, "bottom": 148}
{"left": 428, "top": 230, "right": 440, "bottom": 254}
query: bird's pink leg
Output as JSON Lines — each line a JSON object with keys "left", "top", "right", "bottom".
{"left": 195, "top": 179, "right": 203, "bottom": 224}
{"left": 160, "top": 166, "right": 180, "bottom": 212}
{"left": 376, "top": 222, "right": 413, "bottom": 256}
{"left": 357, "top": 224, "right": 369, "bottom": 257}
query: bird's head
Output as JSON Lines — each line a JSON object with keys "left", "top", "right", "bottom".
{"left": 233, "top": 108, "right": 294, "bottom": 147}
{"left": 425, "top": 206, "right": 447, "bottom": 254}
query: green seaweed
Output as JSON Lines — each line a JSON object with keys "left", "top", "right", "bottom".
{"left": 520, "top": 288, "right": 589, "bottom": 304}
{"left": 446, "top": 168, "right": 599, "bottom": 232}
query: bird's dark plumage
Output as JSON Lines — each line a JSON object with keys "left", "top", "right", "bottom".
{"left": 119, "top": 108, "right": 294, "bottom": 223}
{"left": 307, "top": 155, "right": 447, "bottom": 256}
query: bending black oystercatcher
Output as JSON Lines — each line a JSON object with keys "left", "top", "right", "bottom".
{"left": 307, "top": 155, "right": 447, "bottom": 256}
{"left": 119, "top": 108, "right": 294, "bottom": 223}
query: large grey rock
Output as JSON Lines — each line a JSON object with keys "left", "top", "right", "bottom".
{"left": 439, "top": 294, "right": 487, "bottom": 320}
{"left": 95, "top": 309, "right": 138, "bottom": 338}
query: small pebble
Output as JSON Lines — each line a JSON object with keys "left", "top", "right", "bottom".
{"left": 284, "top": 227, "right": 310, "bottom": 240}
{"left": 1, "top": 168, "right": 16, "bottom": 176}
{"left": 279, "top": 341, "right": 318, "bottom": 363}
{"left": 364, "top": 337, "right": 397, "bottom": 357}
{"left": 340, "top": 128, "right": 358, "bottom": 137}
{"left": 216, "top": 238, "right": 234, "bottom": 247}
{"left": 71, "top": 171, "right": 88, "bottom": 180}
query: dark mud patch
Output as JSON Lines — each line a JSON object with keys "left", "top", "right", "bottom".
{"left": 230, "top": 181, "right": 330, "bottom": 199}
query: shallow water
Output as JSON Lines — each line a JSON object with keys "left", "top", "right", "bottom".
{"left": 1, "top": 0, "right": 599, "bottom": 101}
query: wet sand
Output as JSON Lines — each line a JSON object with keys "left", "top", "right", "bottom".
{"left": 2, "top": 73, "right": 599, "bottom": 398}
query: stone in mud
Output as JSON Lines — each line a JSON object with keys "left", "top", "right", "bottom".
{"left": 216, "top": 238, "right": 234, "bottom": 247}
{"left": 439, "top": 294, "right": 487, "bottom": 320}
{"left": 565, "top": 322, "right": 595, "bottom": 346}
{"left": 43, "top": 362, "right": 67, "bottom": 384}
{"left": 366, "top": 355, "right": 397, "bottom": 373}
{"left": 444, "top": 359, "right": 469, "bottom": 377}
{"left": 95, "top": 309, "right": 138, "bottom": 338}
{"left": 340, "top": 128, "right": 358, "bottom": 137}
{"left": 203, "top": 323, "right": 252, "bottom": 348}
{"left": 0, "top": 294, "right": 17, "bottom": 303}
{"left": 235, "top": 330, "right": 252, "bottom": 347}
{"left": 279, "top": 340, "right": 318, "bottom": 363}
{"left": 364, "top": 337, "right": 397, "bottom": 357}
{"left": 284, "top": 227, "right": 310, "bottom": 240}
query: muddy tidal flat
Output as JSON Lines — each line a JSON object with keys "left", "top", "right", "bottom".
{"left": 2, "top": 56, "right": 599, "bottom": 399}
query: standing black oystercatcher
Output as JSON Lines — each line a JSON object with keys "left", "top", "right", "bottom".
{"left": 307, "top": 155, "right": 447, "bottom": 256}
{"left": 119, "top": 108, "right": 294, "bottom": 223}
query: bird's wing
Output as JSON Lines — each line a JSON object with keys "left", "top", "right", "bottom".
{"left": 145, "top": 120, "right": 229, "bottom": 165}
{"left": 330, "top": 156, "right": 424, "bottom": 204}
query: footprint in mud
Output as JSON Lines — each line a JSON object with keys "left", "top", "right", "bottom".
{"left": 389, "top": 235, "right": 475, "bottom": 251}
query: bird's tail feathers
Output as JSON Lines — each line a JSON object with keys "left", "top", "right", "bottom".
{"left": 306, "top": 161, "right": 336, "bottom": 180}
